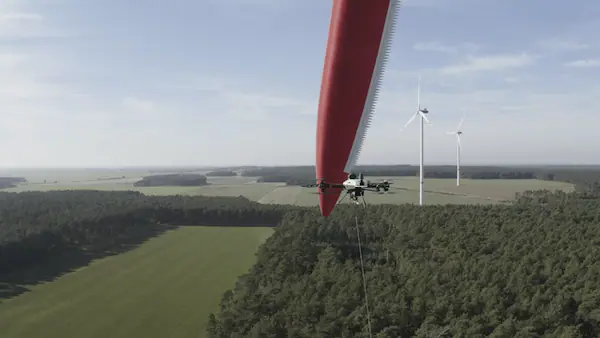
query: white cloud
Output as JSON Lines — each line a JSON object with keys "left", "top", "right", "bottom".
{"left": 0, "top": 51, "right": 83, "bottom": 101}
{"left": 358, "top": 82, "right": 600, "bottom": 165}
{"left": 0, "top": 12, "right": 43, "bottom": 21}
{"left": 0, "top": 4, "right": 89, "bottom": 156}
{"left": 163, "top": 76, "right": 317, "bottom": 120}
{"left": 440, "top": 53, "right": 536, "bottom": 74}
{"left": 401, "top": 0, "right": 436, "bottom": 7}
{"left": 564, "top": 59, "right": 600, "bottom": 68}
{"left": 0, "top": 12, "right": 44, "bottom": 38}
{"left": 0, "top": 52, "right": 27, "bottom": 68}
{"left": 1, "top": 0, "right": 599, "bottom": 166}
{"left": 413, "top": 41, "right": 456, "bottom": 53}
{"left": 122, "top": 96, "right": 157, "bottom": 112}
{"left": 221, "top": 90, "right": 315, "bottom": 120}
{"left": 413, "top": 41, "right": 481, "bottom": 54}
{"left": 401, "top": 0, "right": 495, "bottom": 10}
{"left": 0, "top": 1, "right": 66, "bottom": 39}
{"left": 537, "top": 38, "right": 590, "bottom": 52}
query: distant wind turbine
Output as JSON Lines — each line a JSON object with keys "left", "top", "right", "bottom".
{"left": 402, "top": 76, "right": 431, "bottom": 205}
{"left": 446, "top": 115, "right": 465, "bottom": 187}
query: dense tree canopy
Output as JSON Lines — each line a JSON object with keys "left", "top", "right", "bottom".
{"left": 4, "top": 172, "right": 600, "bottom": 337}
{"left": 133, "top": 174, "right": 209, "bottom": 187}
{"left": 208, "top": 189, "right": 600, "bottom": 337}
{"left": 0, "top": 177, "right": 26, "bottom": 189}
{"left": 0, "top": 190, "right": 289, "bottom": 294}
{"left": 241, "top": 165, "right": 600, "bottom": 190}
{"left": 206, "top": 171, "right": 238, "bottom": 177}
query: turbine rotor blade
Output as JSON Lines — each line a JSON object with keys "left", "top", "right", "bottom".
{"left": 446, "top": 131, "right": 455, "bottom": 135}
{"left": 417, "top": 75, "right": 421, "bottom": 111}
{"left": 419, "top": 111, "right": 430, "bottom": 124}
{"left": 457, "top": 114, "right": 465, "bottom": 130}
{"left": 403, "top": 112, "right": 418, "bottom": 129}
{"left": 456, "top": 134, "right": 462, "bottom": 148}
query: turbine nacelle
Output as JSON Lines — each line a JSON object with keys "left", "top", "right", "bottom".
{"left": 403, "top": 108, "right": 431, "bottom": 130}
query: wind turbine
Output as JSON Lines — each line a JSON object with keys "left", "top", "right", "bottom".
{"left": 446, "top": 115, "right": 465, "bottom": 186}
{"left": 402, "top": 76, "right": 431, "bottom": 205}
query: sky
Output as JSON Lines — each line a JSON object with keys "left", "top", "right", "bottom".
{"left": 1, "top": 0, "right": 600, "bottom": 167}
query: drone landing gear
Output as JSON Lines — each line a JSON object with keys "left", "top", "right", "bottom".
{"left": 349, "top": 189, "right": 367, "bottom": 207}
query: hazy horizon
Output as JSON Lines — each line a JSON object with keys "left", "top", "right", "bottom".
{"left": 2, "top": 0, "right": 600, "bottom": 166}
{"left": 1, "top": 162, "right": 600, "bottom": 171}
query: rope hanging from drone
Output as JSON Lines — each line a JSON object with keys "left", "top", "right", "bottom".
{"left": 355, "top": 201, "right": 372, "bottom": 337}
{"left": 333, "top": 191, "right": 372, "bottom": 337}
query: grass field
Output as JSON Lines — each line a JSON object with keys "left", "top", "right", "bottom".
{"left": 259, "top": 178, "right": 575, "bottom": 206}
{"left": 3, "top": 172, "right": 575, "bottom": 206}
{"left": 4, "top": 175, "right": 282, "bottom": 201}
{"left": 382, "top": 177, "right": 575, "bottom": 200}
{"left": 0, "top": 226, "right": 273, "bottom": 338}
{"left": 0, "top": 169, "right": 579, "bottom": 338}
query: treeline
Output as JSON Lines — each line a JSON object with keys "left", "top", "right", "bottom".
{"left": 208, "top": 188, "right": 600, "bottom": 337}
{"left": 206, "top": 171, "right": 237, "bottom": 177}
{"left": 133, "top": 174, "right": 208, "bottom": 187}
{"left": 0, "top": 190, "right": 290, "bottom": 291}
{"left": 147, "top": 168, "right": 207, "bottom": 174}
{"left": 0, "top": 177, "right": 26, "bottom": 189}
{"left": 3, "top": 182, "right": 600, "bottom": 335}
{"left": 240, "top": 165, "right": 600, "bottom": 189}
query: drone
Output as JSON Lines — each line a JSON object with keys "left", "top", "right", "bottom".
{"left": 305, "top": 173, "right": 387, "bottom": 206}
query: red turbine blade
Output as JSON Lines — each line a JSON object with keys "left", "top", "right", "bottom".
{"left": 316, "top": 0, "right": 397, "bottom": 216}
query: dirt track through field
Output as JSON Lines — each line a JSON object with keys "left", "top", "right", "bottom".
{"left": 257, "top": 186, "right": 303, "bottom": 205}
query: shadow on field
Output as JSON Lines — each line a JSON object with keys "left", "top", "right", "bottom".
{"left": 0, "top": 223, "right": 178, "bottom": 301}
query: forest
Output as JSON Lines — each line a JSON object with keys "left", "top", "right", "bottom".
{"left": 3, "top": 173, "right": 600, "bottom": 336}
{"left": 206, "top": 170, "right": 238, "bottom": 177}
{"left": 0, "top": 190, "right": 289, "bottom": 298}
{"left": 207, "top": 188, "right": 600, "bottom": 337}
{"left": 241, "top": 165, "right": 600, "bottom": 190}
{"left": 133, "top": 173, "right": 209, "bottom": 186}
{"left": 0, "top": 177, "right": 26, "bottom": 189}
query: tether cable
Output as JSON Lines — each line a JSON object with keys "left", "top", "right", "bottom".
{"left": 329, "top": 190, "right": 373, "bottom": 337}
{"left": 355, "top": 208, "right": 372, "bottom": 338}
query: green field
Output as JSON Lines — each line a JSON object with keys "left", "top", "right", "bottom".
{"left": 3, "top": 170, "right": 575, "bottom": 206}
{"left": 0, "top": 226, "right": 273, "bottom": 338}
{"left": 0, "top": 170, "right": 580, "bottom": 337}
{"left": 4, "top": 175, "right": 281, "bottom": 201}
{"left": 259, "top": 178, "right": 575, "bottom": 206}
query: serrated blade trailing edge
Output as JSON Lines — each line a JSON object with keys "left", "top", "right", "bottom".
{"left": 343, "top": 0, "right": 400, "bottom": 174}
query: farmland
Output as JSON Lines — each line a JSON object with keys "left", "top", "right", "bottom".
{"left": 3, "top": 173, "right": 282, "bottom": 201}
{"left": 1, "top": 169, "right": 575, "bottom": 206}
{"left": 259, "top": 177, "right": 574, "bottom": 206}
{"left": 0, "top": 226, "right": 273, "bottom": 338}
{"left": 0, "top": 168, "right": 584, "bottom": 337}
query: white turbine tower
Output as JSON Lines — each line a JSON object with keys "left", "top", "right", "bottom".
{"left": 446, "top": 115, "right": 465, "bottom": 187}
{"left": 402, "top": 77, "right": 431, "bottom": 205}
